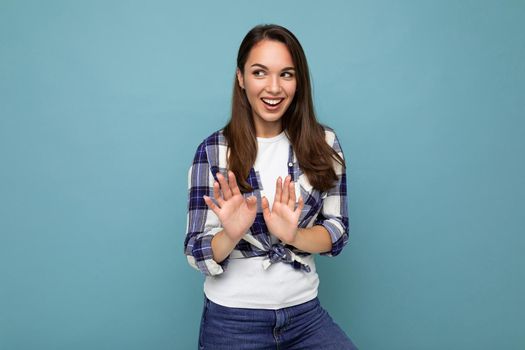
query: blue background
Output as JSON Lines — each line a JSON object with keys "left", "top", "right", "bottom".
{"left": 1, "top": 1, "right": 524, "bottom": 349}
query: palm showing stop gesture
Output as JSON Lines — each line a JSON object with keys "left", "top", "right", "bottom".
{"left": 262, "top": 175, "right": 304, "bottom": 245}
{"left": 203, "top": 171, "right": 257, "bottom": 243}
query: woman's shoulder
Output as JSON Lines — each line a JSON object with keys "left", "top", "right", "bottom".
{"left": 193, "top": 128, "right": 228, "bottom": 168}
{"left": 319, "top": 124, "right": 343, "bottom": 152}
{"left": 198, "top": 128, "right": 228, "bottom": 148}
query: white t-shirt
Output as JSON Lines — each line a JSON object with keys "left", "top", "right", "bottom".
{"left": 203, "top": 131, "right": 319, "bottom": 309}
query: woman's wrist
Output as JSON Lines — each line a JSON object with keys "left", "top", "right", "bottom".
{"left": 211, "top": 230, "right": 241, "bottom": 263}
{"left": 287, "top": 226, "right": 332, "bottom": 254}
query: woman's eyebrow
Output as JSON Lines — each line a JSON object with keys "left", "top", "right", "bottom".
{"left": 250, "top": 63, "right": 295, "bottom": 71}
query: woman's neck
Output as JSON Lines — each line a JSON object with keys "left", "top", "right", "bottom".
{"left": 254, "top": 119, "right": 283, "bottom": 138}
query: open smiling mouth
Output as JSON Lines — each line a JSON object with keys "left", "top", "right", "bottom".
{"left": 261, "top": 98, "right": 284, "bottom": 107}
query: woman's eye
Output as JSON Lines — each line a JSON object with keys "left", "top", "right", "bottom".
{"left": 252, "top": 70, "right": 294, "bottom": 78}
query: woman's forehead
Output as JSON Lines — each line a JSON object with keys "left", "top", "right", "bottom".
{"left": 245, "top": 40, "right": 294, "bottom": 68}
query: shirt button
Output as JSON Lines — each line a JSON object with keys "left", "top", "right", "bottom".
{"left": 288, "top": 162, "right": 293, "bottom": 167}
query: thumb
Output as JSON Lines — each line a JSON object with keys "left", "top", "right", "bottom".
{"left": 261, "top": 196, "right": 271, "bottom": 220}
{"left": 203, "top": 195, "right": 220, "bottom": 216}
{"left": 246, "top": 195, "right": 257, "bottom": 211}
{"left": 296, "top": 195, "right": 304, "bottom": 214}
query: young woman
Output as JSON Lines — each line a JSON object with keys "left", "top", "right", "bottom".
{"left": 184, "top": 24, "right": 358, "bottom": 350}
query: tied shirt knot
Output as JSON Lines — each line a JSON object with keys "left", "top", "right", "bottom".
{"left": 262, "top": 243, "right": 311, "bottom": 273}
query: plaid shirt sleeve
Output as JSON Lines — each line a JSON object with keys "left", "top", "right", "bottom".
{"left": 184, "top": 140, "right": 229, "bottom": 276}
{"left": 315, "top": 130, "right": 349, "bottom": 257}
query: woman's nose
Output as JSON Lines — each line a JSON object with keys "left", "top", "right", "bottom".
{"left": 266, "top": 75, "right": 282, "bottom": 94}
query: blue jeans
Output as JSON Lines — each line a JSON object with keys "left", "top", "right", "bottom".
{"left": 198, "top": 295, "right": 358, "bottom": 349}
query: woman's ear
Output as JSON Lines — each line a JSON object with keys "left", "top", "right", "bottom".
{"left": 236, "top": 68, "right": 245, "bottom": 89}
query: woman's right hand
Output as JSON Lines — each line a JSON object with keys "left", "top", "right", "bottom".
{"left": 203, "top": 170, "right": 257, "bottom": 243}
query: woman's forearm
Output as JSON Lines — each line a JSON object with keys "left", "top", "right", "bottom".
{"left": 211, "top": 230, "right": 241, "bottom": 263}
{"left": 212, "top": 225, "right": 332, "bottom": 263}
{"left": 290, "top": 225, "right": 332, "bottom": 254}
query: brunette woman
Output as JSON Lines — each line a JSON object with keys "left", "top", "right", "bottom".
{"left": 184, "top": 24, "right": 358, "bottom": 350}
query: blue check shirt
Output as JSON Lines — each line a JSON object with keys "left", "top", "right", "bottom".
{"left": 184, "top": 125, "right": 349, "bottom": 276}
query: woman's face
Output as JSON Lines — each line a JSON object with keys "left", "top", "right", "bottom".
{"left": 237, "top": 39, "right": 297, "bottom": 135}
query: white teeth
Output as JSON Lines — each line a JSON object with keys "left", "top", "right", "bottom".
{"left": 262, "top": 98, "right": 283, "bottom": 105}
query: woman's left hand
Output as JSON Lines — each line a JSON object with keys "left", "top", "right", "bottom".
{"left": 262, "top": 175, "right": 304, "bottom": 245}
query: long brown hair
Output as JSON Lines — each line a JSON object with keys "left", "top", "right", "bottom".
{"left": 223, "top": 24, "right": 345, "bottom": 193}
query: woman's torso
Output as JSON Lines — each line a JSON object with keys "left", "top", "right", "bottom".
{"left": 204, "top": 130, "right": 319, "bottom": 309}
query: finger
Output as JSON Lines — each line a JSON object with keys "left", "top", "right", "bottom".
{"left": 275, "top": 177, "right": 282, "bottom": 203}
{"left": 261, "top": 196, "right": 271, "bottom": 221}
{"left": 228, "top": 170, "right": 241, "bottom": 196}
{"left": 217, "top": 172, "right": 233, "bottom": 200}
{"left": 282, "top": 175, "right": 290, "bottom": 204}
{"left": 246, "top": 195, "right": 257, "bottom": 212}
{"left": 296, "top": 195, "right": 304, "bottom": 214}
{"left": 203, "top": 195, "right": 220, "bottom": 216}
{"left": 213, "top": 181, "right": 225, "bottom": 207}
{"left": 288, "top": 180, "right": 296, "bottom": 209}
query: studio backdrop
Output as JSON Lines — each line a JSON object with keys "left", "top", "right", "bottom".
{"left": 1, "top": 1, "right": 524, "bottom": 349}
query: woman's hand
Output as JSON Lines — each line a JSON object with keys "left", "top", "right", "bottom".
{"left": 262, "top": 175, "right": 304, "bottom": 245}
{"left": 203, "top": 171, "right": 257, "bottom": 243}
